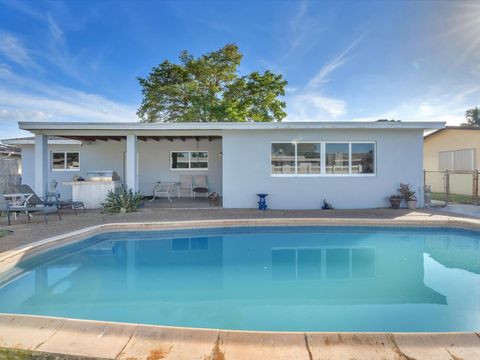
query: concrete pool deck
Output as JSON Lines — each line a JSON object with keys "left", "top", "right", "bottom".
{"left": 1, "top": 208, "right": 480, "bottom": 359}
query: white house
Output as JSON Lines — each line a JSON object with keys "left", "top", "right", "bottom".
{"left": 2, "top": 121, "right": 444, "bottom": 209}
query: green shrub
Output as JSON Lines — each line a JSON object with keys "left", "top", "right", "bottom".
{"left": 0, "top": 230, "right": 12, "bottom": 238}
{"left": 102, "top": 187, "right": 144, "bottom": 213}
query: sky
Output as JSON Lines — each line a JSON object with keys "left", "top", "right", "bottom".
{"left": 0, "top": 0, "right": 479, "bottom": 138}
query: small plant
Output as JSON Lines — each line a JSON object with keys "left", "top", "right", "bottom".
{"left": 398, "top": 183, "right": 417, "bottom": 201}
{"left": 388, "top": 194, "right": 402, "bottom": 209}
{"left": 102, "top": 187, "right": 144, "bottom": 213}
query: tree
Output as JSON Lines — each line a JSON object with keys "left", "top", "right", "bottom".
{"left": 137, "top": 44, "right": 287, "bottom": 123}
{"left": 462, "top": 107, "right": 480, "bottom": 126}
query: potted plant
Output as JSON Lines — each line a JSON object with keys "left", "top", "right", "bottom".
{"left": 389, "top": 195, "right": 402, "bottom": 209}
{"left": 399, "top": 183, "right": 417, "bottom": 209}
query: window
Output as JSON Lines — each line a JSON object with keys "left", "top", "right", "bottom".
{"left": 439, "top": 149, "right": 475, "bottom": 171}
{"left": 326, "top": 143, "right": 349, "bottom": 174}
{"left": 297, "top": 143, "right": 321, "bottom": 174}
{"left": 171, "top": 151, "right": 208, "bottom": 170}
{"left": 52, "top": 152, "right": 79, "bottom": 171}
{"left": 351, "top": 143, "right": 375, "bottom": 174}
{"left": 271, "top": 143, "right": 295, "bottom": 174}
{"left": 271, "top": 141, "right": 375, "bottom": 176}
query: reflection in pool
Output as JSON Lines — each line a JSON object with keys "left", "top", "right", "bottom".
{"left": 0, "top": 226, "right": 479, "bottom": 332}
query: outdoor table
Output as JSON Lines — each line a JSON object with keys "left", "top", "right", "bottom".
{"left": 3, "top": 193, "right": 34, "bottom": 220}
{"left": 3, "top": 193, "right": 34, "bottom": 207}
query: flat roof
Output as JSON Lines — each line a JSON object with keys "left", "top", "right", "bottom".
{"left": 0, "top": 143, "right": 20, "bottom": 155}
{"left": 424, "top": 125, "right": 480, "bottom": 139}
{"left": 19, "top": 121, "right": 445, "bottom": 132}
{"left": 1, "top": 136, "right": 81, "bottom": 145}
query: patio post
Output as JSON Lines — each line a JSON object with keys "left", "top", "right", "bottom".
{"left": 34, "top": 134, "right": 48, "bottom": 197}
{"left": 126, "top": 134, "right": 138, "bottom": 192}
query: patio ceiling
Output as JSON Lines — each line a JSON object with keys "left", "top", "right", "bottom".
{"left": 61, "top": 135, "right": 222, "bottom": 142}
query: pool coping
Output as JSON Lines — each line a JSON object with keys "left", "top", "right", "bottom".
{"left": 1, "top": 216, "right": 480, "bottom": 359}
{"left": 1, "top": 313, "right": 479, "bottom": 359}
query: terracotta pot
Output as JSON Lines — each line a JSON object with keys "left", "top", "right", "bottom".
{"left": 390, "top": 198, "right": 401, "bottom": 209}
{"left": 407, "top": 200, "right": 417, "bottom": 210}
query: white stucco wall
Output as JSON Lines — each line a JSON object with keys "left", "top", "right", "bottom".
{"left": 21, "top": 142, "right": 124, "bottom": 199}
{"left": 222, "top": 129, "right": 424, "bottom": 209}
{"left": 137, "top": 139, "right": 222, "bottom": 196}
{"left": 20, "top": 138, "right": 222, "bottom": 199}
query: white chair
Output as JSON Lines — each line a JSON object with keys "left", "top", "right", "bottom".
{"left": 151, "top": 182, "right": 175, "bottom": 202}
{"left": 193, "top": 175, "right": 208, "bottom": 199}
{"left": 179, "top": 175, "right": 193, "bottom": 199}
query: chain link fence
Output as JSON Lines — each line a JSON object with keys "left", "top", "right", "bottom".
{"left": 424, "top": 170, "right": 479, "bottom": 205}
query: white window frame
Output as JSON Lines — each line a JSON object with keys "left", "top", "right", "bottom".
{"left": 170, "top": 151, "right": 209, "bottom": 171}
{"left": 270, "top": 141, "right": 376, "bottom": 177}
{"left": 51, "top": 151, "right": 80, "bottom": 172}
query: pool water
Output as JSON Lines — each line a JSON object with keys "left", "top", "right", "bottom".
{"left": 1, "top": 226, "right": 479, "bottom": 332}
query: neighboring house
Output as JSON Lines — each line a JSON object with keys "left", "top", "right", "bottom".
{"left": 424, "top": 126, "right": 480, "bottom": 171}
{"left": 0, "top": 143, "right": 20, "bottom": 160}
{"left": 2, "top": 121, "right": 443, "bottom": 209}
{"left": 424, "top": 126, "right": 480, "bottom": 197}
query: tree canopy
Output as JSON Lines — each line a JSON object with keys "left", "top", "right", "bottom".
{"left": 137, "top": 44, "right": 287, "bottom": 123}
{"left": 462, "top": 106, "right": 480, "bottom": 127}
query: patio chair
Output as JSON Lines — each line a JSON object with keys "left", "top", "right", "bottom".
{"left": 179, "top": 175, "right": 193, "bottom": 199}
{"left": 0, "top": 195, "right": 61, "bottom": 226}
{"left": 15, "top": 184, "right": 86, "bottom": 215}
{"left": 193, "top": 175, "right": 208, "bottom": 199}
{"left": 151, "top": 181, "right": 177, "bottom": 202}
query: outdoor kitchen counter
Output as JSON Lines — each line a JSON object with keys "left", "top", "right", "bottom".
{"left": 63, "top": 181, "right": 121, "bottom": 209}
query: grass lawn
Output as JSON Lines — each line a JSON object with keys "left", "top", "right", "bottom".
{"left": 0, "top": 229, "right": 12, "bottom": 238}
{"left": 431, "top": 192, "right": 476, "bottom": 204}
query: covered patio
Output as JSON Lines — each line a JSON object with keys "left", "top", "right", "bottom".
{"left": 19, "top": 122, "right": 224, "bottom": 207}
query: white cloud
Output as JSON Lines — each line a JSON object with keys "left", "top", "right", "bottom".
{"left": 373, "top": 86, "right": 480, "bottom": 125}
{"left": 0, "top": 30, "right": 38, "bottom": 69}
{"left": 47, "top": 13, "right": 63, "bottom": 40}
{"left": 0, "top": 69, "right": 137, "bottom": 140}
{"left": 0, "top": 87, "right": 137, "bottom": 123}
{"left": 285, "top": 86, "right": 298, "bottom": 93}
{"left": 307, "top": 32, "right": 367, "bottom": 89}
{"left": 287, "top": 92, "right": 346, "bottom": 120}
{"left": 285, "top": 34, "right": 367, "bottom": 121}
{"left": 289, "top": 0, "right": 309, "bottom": 50}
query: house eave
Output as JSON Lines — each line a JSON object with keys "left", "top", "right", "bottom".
{"left": 18, "top": 121, "right": 446, "bottom": 133}
{"left": 1, "top": 139, "right": 82, "bottom": 146}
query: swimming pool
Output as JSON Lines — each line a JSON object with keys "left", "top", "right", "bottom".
{"left": 0, "top": 226, "right": 479, "bottom": 332}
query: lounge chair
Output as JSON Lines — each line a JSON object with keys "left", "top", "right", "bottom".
{"left": 0, "top": 195, "right": 61, "bottom": 225}
{"left": 15, "top": 184, "right": 86, "bottom": 215}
